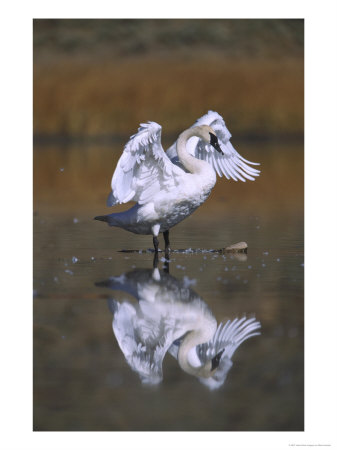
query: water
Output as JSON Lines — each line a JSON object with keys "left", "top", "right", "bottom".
{"left": 33, "top": 140, "right": 304, "bottom": 431}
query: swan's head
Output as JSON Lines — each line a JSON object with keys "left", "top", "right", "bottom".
{"left": 195, "top": 125, "right": 224, "bottom": 155}
{"left": 179, "top": 345, "right": 225, "bottom": 379}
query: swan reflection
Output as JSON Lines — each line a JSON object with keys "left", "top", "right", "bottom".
{"left": 96, "top": 266, "right": 260, "bottom": 389}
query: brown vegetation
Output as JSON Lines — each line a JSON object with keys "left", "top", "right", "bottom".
{"left": 33, "top": 19, "right": 304, "bottom": 138}
{"left": 34, "top": 57, "right": 303, "bottom": 137}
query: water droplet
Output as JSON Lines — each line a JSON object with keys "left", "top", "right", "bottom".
{"left": 183, "top": 276, "right": 196, "bottom": 287}
{"left": 72, "top": 256, "right": 78, "bottom": 264}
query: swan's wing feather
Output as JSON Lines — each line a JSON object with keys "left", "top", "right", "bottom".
{"left": 108, "top": 122, "right": 184, "bottom": 206}
{"left": 112, "top": 302, "right": 139, "bottom": 359}
{"left": 197, "top": 316, "right": 261, "bottom": 363}
{"left": 192, "top": 111, "right": 260, "bottom": 181}
{"left": 166, "top": 110, "right": 260, "bottom": 181}
{"left": 112, "top": 301, "right": 169, "bottom": 385}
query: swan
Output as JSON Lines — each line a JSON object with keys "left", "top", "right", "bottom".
{"left": 96, "top": 267, "right": 261, "bottom": 388}
{"left": 97, "top": 267, "right": 215, "bottom": 385}
{"left": 94, "top": 111, "right": 260, "bottom": 252}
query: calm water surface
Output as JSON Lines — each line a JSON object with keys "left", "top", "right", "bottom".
{"left": 33, "top": 141, "right": 304, "bottom": 431}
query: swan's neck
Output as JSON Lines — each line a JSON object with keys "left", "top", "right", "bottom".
{"left": 177, "top": 321, "right": 216, "bottom": 378}
{"left": 176, "top": 128, "right": 209, "bottom": 174}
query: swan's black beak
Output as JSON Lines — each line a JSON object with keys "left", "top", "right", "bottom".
{"left": 211, "top": 349, "right": 225, "bottom": 371}
{"left": 209, "top": 133, "right": 224, "bottom": 155}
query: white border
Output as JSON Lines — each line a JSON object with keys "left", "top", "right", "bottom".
{"left": 1, "top": 1, "right": 337, "bottom": 449}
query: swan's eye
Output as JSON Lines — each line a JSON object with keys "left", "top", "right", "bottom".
{"left": 209, "top": 132, "right": 218, "bottom": 146}
{"left": 211, "top": 349, "right": 224, "bottom": 371}
{"left": 209, "top": 133, "right": 224, "bottom": 155}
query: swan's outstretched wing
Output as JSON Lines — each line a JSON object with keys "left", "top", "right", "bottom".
{"left": 166, "top": 110, "right": 260, "bottom": 182}
{"left": 107, "top": 122, "right": 184, "bottom": 206}
{"left": 111, "top": 300, "right": 177, "bottom": 385}
{"left": 111, "top": 300, "right": 164, "bottom": 384}
{"left": 197, "top": 316, "right": 261, "bottom": 363}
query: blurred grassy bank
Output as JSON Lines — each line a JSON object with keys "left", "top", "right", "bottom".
{"left": 33, "top": 19, "right": 304, "bottom": 139}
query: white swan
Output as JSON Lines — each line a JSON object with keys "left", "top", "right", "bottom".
{"left": 97, "top": 268, "right": 215, "bottom": 385}
{"left": 97, "top": 267, "right": 261, "bottom": 388}
{"left": 94, "top": 111, "right": 260, "bottom": 252}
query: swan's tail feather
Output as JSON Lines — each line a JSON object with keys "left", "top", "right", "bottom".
{"left": 94, "top": 214, "right": 118, "bottom": 227}
{"left": 94, "top": 215, "right": 109, "bottom": 222}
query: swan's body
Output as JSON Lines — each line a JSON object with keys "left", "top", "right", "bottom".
{"left": 95, "top": 111, "right": 260, "bottom": 251}
{"left": 97, "top": 267, "right": 261, "bottom": 388}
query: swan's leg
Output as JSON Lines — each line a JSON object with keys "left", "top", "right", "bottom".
{"left": 153, "top": 251, "right": 159, "bottom": 268}
{"left": 151, "top": 224, "right": 160, "bottom": 253}
{"left": 153, "top": 235, "right": 159, "bottom": 253}
{"left": 163, "top": 230, "right": 171, "bottom": 253}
